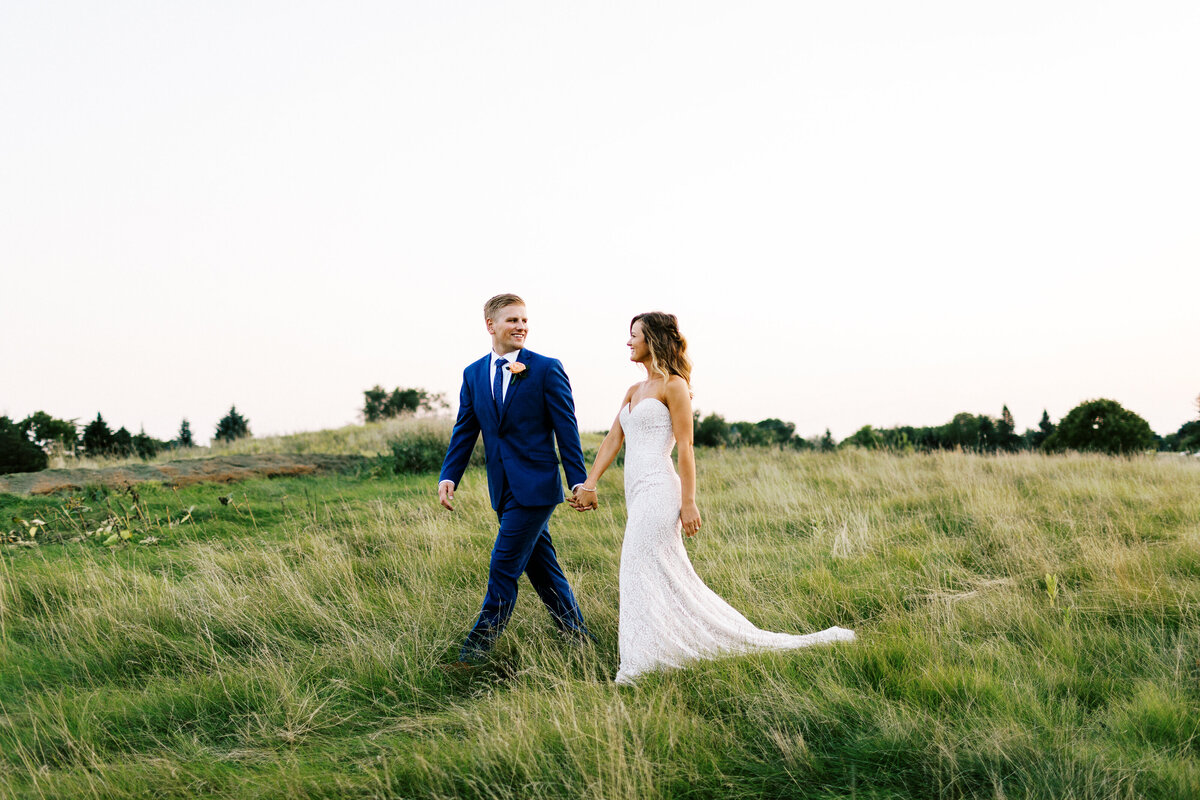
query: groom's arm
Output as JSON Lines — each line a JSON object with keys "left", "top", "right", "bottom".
{"left": 544, "top": 358, "right": 587, "bottom": 491}
{"left": 438, "top": 372, "right": 480, "bottom": 507}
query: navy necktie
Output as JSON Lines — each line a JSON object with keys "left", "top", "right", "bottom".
{"left": 493, "top": 357, "right": 507, "bottom": 410}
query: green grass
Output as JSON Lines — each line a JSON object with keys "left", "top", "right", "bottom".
{"left": 2, "top": 449, "right": 1199, "bottom": 798}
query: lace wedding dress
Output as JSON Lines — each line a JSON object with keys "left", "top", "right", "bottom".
{"left": 614, "top": 398, "right": 856, "bottom": 685}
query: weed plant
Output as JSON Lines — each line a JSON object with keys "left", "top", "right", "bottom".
{"left": 1, "top": 450, "right": 1198, "bottom": 798}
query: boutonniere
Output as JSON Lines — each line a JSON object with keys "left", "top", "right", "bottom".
{"left": 508, "top": 362, "right": 527, "bottom": 379}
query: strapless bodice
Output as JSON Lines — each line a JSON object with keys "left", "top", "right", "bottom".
{"left": 619, "top": 397, "right": 675, "bottom": 456}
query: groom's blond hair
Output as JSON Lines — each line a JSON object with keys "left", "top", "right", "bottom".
{"left": 484, "top": 293, "right": 526, "bottom": 320}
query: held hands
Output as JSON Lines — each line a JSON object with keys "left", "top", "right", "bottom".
{"left": 680, "top": 501, "right": 702, "bottom": 537}
{"left": 438, "top": 480, "right": 455, "bottom": 511}
{"left": 568, "top": 485, "right": 599, "bottom": 512}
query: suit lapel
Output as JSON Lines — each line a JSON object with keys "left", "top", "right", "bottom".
{"left": 498, "top": 349, "right": 530, "bottom": 426}
{"left": 476, "top": 356, "right": 499, "bottom": 429}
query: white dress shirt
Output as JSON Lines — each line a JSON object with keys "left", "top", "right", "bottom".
{"left": 489, "top": 349, "right": 522, "bottom": 403}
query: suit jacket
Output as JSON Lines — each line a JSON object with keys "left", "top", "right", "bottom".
{"left": 439, "top": 348, "right": 587, "bottom": 510}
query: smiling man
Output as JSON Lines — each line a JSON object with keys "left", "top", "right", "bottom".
{"left": 437, "top": 293, "right": 592, "bottom": 665}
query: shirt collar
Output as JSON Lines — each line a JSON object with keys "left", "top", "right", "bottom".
{"left": 491, "top": 348, "right": 521, "bottom": 367}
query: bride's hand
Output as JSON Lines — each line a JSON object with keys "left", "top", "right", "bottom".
{"left": 573, "top": 487, "right": 598, "bottom": 512}
{"left": 680, "top": 502, "right": 701, "bottom": 537}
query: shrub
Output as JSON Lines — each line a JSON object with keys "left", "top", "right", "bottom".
{"left": 0, "top": 416, "right": 48, "bottom": 474}
{"left": 389, "top": 425, "right": 484, "bottom": 474}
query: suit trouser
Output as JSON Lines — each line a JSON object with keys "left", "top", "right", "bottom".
{"left": 460, "top": 480, "right": 590, "bottom": 661}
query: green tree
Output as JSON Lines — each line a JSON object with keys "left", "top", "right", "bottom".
{"left": 1027, "top": 410, "right": 1055, "bottom": 450}
{"left": 17, "top": 411, "right": 77, "bottom": 452}
{"left": 1172, "top": 420, "right": 1200, "bottom": 453}
{"left": 112, "top": 427, "right": 133, "bottom": 457}
{"left": 693, "top": 412, "right": 730, "bottom": 447}
{"left": 362, "top": 385, "right": 389, "bottom": 422}
{"left": 214, "top": 405, "right": 251, "bottom": 443}
{"left": 940, "top": 413, "right": 982, "bottom": 451}
{"left": 819, "top": 428, "right": 837, "bottom": 452}
{"left": 385, "top": 388, "right": 422, "bottom": 417}
{"left": 0, "top": 416, "right": 48, "bottom": 474}
{"left": 176, "top": 418, "right": 194, "bottom": 448}
{"left": 696, "top": 417, "right": 729, "bottom": 448}
{"left": 364, "top": 386, "right": 449, "bottom": 421}
{"left": 844, "top": 425, "right": 881, "bottom": 450}
{"left": 132, "top": 427, "right": 159, "bottom": 459}
{"left": 755, "top": 418, "right": 796, "bottom": 447}
{"left": 1043, "top": 399, "right": 1154, "bottom": 455}
{"left": 997, "top": 405, "right": 1020, "bottom": 452}
{"left": 978, "top": 416, "right": 997, "bottom": 453}
{"left": 82, "top": 413, "right": 114, "bottom": 455}
{"left": 728, "top": 421, "right": 769, "bottom": 447}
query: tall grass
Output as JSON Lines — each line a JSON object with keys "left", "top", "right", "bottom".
{"left": 1, "top": 450, "right": 1198, "bottom": 798}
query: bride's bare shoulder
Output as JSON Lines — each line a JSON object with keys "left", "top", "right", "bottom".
{"left": 664, "top": 375, "right": 690, "bottom": 396}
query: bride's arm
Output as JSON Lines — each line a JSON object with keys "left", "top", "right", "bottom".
{"left": 571, "top": 387, "right": 633, "bottom": 510}
{"left": 665, "top": 377, "right": 702, "bottom": 537}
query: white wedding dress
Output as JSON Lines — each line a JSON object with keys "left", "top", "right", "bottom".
{"left": 614, "top": 398, "right": 856, "bottom": 685}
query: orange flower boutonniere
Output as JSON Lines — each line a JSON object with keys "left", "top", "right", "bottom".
{"left": 508, "top": 362, "right": 527, "bottom": 379}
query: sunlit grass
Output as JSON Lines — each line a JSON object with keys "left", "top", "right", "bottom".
{"left": 2, "top": 449, "right": 1198, "bottom": 798}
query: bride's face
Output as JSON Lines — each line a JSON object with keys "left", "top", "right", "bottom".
{"left": 627, "top": 321, "right": 650, "bottom": 364}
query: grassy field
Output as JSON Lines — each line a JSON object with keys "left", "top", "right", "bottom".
{"left": 43, "top": 417, "right": 443, "bottom": 470}
{"left": 2, "top": 447, "right": 1199, "bottom": 799}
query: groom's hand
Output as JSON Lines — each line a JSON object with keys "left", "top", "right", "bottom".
{"left": 438, "top": 480, "right": 456, "bottom": 511}
{"left": 572, "top": 486, "right": 599, "bottom": 512}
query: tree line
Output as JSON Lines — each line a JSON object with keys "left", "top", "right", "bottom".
{"left": 0, "top": 406, "right": 253, "bottom": 475}
{"left": 4, "top": 390, "right": 1196, "bottom": 477}
{"left": 695, "top": 396, "right": 1200, "bottom": 457}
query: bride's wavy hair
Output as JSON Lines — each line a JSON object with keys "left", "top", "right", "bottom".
{"left": 631, "top": 312, "right": 692, "bottom": 386}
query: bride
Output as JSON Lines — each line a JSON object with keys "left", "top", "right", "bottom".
{"left": 571, "top": 312, "right": 856, "bottom": 685}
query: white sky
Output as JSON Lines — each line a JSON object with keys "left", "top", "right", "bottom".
{"left": 2, "top": 2, "right": 1198, "bottom": 444}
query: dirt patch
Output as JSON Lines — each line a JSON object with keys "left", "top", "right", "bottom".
{"left": 0, "top": 453, "right": 370, "bottom": 496}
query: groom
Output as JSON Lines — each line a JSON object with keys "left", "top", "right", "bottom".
{"left": 437, "top": 293, "right": 592, "bottom": 664}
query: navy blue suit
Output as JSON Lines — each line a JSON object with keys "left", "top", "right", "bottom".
{"left": 439, "top": 348, "right": 591, "bottom": 660}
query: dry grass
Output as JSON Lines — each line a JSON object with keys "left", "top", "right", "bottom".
{"left": 1, "top": 448, "right": 1198, "bottom": 798}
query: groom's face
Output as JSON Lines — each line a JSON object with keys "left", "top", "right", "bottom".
{"left": 487, "top": 304, "right": 528, "bottom": 353}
